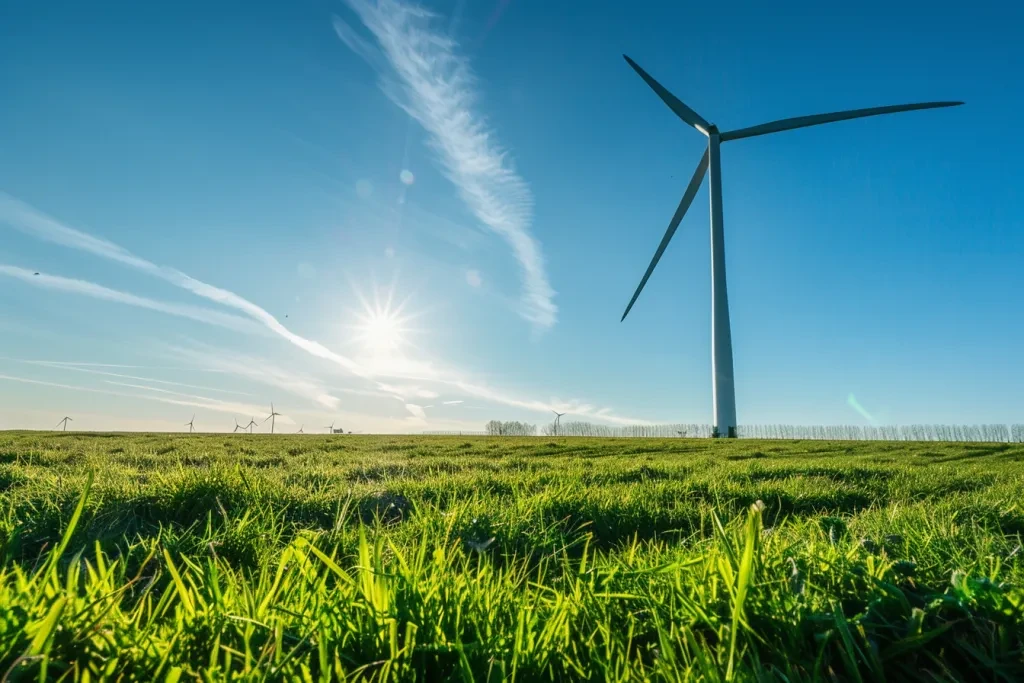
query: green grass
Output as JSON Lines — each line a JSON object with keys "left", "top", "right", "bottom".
{"left": 1, "top": 432, "right": 1023, "bottom": 681}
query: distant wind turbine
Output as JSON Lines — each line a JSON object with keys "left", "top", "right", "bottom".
{"left": 55, "top": 416, "right": 72, "bottom": 432}
{"left": 325, "top": 421, "right": 335, "bottom": 434}
{"left": 552, "top": 411, "right": 566, "bottom": 437}
{"left": 296, "top": 425, "right": 304, "bottom": 434}
{"left": 185, "top": 414, "right": 195, "bottom": 434}
{"left": 233, "top": 419, "right": 244, "bottom": 433}
{"left": 245, "top": 417, "right": 258, "bottom": 434}
{"left": 619, "top": 54, "right": 962, "bottom": 438}
{"left": 263, "top": 403, "right": 282, "bottom": 434}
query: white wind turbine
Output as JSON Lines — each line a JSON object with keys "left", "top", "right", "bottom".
{"left": 325, "top": 421, "right": 335, "bottom": 434}
{"left": 263, "top": 403, "right": 282, "bottom": 435}
{"left": 233, "top": 419, "right": 244, "bottom": 433}
{"left": 245, "top": 417, "right": 258, "bottom": 434}
{"left": 184, "top": 414, "right": 195, "bottom": 434}
{"left": 619, "top": 54, "right": 962, "bottom": 438}
{"left": 55, "top": 416, "right": 72, "bottom": 432}
{"left": 552, "top": 411, "right": 566, "bottom": 437}
{"left": 296, "top": 425, "right": 304, "bottom": 434}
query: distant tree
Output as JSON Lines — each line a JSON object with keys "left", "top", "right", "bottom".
{"left": 485, "top": 420, "right": 537, "bottom": 437}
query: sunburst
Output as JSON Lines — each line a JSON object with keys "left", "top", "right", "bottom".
{"left": 350, "top": 284, "right": 418, "bottom": 355}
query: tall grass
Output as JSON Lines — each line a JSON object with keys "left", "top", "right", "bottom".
{"left": 1, "top": 432, "right": 1023, "bottom": 680}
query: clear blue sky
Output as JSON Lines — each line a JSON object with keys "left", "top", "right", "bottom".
{"left": 1, "top": 0, "right": 1021, "bottom": 432}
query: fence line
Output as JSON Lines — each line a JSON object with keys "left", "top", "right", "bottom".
{"left": 457, "top": 422, "right": 1024, "bottom": 442}
{"left": 421, "top": 431, "right": 488, "bottom": 436}
{"left": 736, "top": 424, "right": 1022, "bottom": 442}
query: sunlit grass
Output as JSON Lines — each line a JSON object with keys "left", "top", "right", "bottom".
{"left": 1, "top": 433, "right": 1022, "bottom": 680}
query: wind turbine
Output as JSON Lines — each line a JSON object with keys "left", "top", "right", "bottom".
{"left": 619, "top": 54, "right": 962, "bottom": 438}
{"left": 296, "top": 425, "right": 304, "bottom": 434}
{"left": 233, "top": 419, "right": 244, "bottom": 433}
{"left": 245, "top": 417, "right": 258, "bottom": 434}
{"left": 263, "top": 403, "right": 282, "bottom": 434}
{"left": 55, "top": 416, "right": 72, "bottom": 431}
{"left": 552, "top": 411, "right": 566, "bottom": 437}
{"left": 185, "top": 414, "right": 195, "bottom": 434}
{"left": 325, "top": 421, "right": 335, "bottom": 434}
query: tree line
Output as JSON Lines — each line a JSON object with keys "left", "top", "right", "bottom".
{"left": 484, "top": 420, "right": 538, "bottom": 436}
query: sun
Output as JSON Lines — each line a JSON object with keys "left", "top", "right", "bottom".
{"left": 356, "top": 309, "right": 405, "bottom": 352}
{"left": 350, "top": 285, "right": 419, "bottom": 355}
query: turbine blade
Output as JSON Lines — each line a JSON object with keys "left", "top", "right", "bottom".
{"left": 623, "top": 55, "right": 712, "bottom": 133}
{"left": 720, "top": 101, "right": 963, "bottom": 142}
{"left": 621, "top": 146, "right": 710, "bottom": 322}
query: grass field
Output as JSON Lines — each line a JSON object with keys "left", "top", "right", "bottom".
{"left": 1, "top": 432, "right": 1023, "bottom": 681}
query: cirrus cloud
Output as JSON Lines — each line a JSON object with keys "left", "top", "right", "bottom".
{"left": 333, "top": 0, "right": 557, "bottom": 330}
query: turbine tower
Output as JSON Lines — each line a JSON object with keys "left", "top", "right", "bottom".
{"left": 619, "top": 54, "right": 962, "bottom": 438}
{"left": 325, "top": 421, "right": 335, "bottom": 434}
{"left": 55, "top": 416, "right": 72, "bottom": 431}
{"left": 185, "top": 414, "right": 195, "bottom": 434}
{"left": 246, "top": 417, "right": 258, "bottom": 434}
{"left": 552, "top": 411, "right": 566, "bottom": 437}
{"left": 263, "top": 403, "right": 282, "bottom": 434}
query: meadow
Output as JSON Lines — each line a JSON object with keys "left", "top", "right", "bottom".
{"left": 1, "top": 432, "right": 1023, "bottom": 681}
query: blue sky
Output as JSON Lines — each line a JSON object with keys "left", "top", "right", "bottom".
{"left": 1, "top": 0, "right": 1021, "bottom": 433}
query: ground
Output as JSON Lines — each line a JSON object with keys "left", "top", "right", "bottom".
{"left": 1, "top": 432, "right": 1023, "bottom": 681}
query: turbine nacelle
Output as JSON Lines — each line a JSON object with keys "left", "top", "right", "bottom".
{"left": 693, "top": 123, "right": 717, "bottom": 137}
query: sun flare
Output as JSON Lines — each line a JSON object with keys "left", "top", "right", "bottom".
{"left": 350, "top": 285, "right": 419, "bottom": 356}
{"left": 356, "top": 310, "right": 405, "bottom": 352}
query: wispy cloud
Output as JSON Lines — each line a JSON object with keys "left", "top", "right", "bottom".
{"left": 5, "top": 361, "right": 175, "bottom": 369}
{"left": 1, "top": 195, "right": 366, "bottom": 377}
{"left": 0, "top": 373, "right": 269, "bottom": 417}
{"left": 0, "top": 265, "right": 259, "bottom": 334}
{"left": 442, "top": 399, "right": 464, "bottom": 405}
{"left": 334, "top": 0, "right": 557, "bottom": 330}
{"left": 1, "top": 194, "right": 162, "bottom": 273}
{"left": 6, "top": 359, "right": 255, "bottom": 397}
{"left": 165, "top": 344, "right": 341, "bottom": 410}
{"left": 448, "top": 380, "right": 654, "bottom": 426}
{"left": 102, "top": 380, "right": 294, "bottom": 424}
{"left": 377, "top": 382, "right": 439, "bottom": 400}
